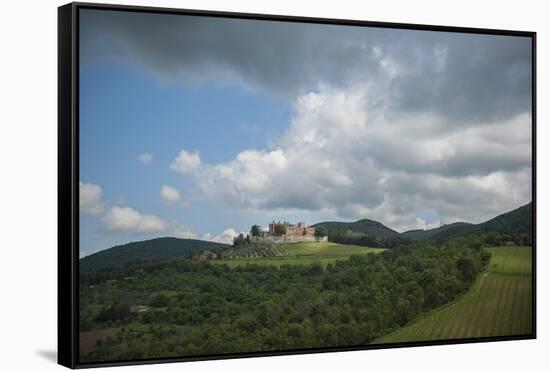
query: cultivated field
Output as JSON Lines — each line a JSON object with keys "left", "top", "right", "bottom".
{"left": 374, "top": 246, "right": 533, "bottom": 343}
{"left": 214, "top": 242, "right": 384, "bottom": 267}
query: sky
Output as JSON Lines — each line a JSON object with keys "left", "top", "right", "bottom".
{"left": 79, "top": 9, "right": 533, "bottom": 256}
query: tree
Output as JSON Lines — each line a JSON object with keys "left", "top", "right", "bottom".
{"left": 150, "top": 293, "right": 170, "bottom": 308}
{"left": 309, "top": 261, "right": 323, "bottom": 275}
{"left": 483, "top": 231, "right": 501, "bottom": 246}
{"left": 250, "top": 225, "right": 262, "bottom": 236}
{"left": 315, "top": 226, "right": 328, "bottom": 237}
{"left": 395, "top": 297, "right": 412, "bottom": 326}
{"left": 233, "top": 233, "right": 247, "bottom": 246}
{"left": 480, "top": 250, "right": 492, "bottom": 269}
{"left": 457, "top": 256, "right": 478, "bottom": 282}
{"left": 274, "top": 224, "right": 287, "bottom": 236}
{"left": 95, "top": 302, "right": 131, "bottom": 322}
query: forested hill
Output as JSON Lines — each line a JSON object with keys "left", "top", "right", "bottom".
{"left": 312, "top": 219, "right": 400, "bottom": 238}
{"left": 475, "top": 202, "right": 533, "bottom": 235}
{"left": 80, "top": 203, "right": 532, "bottom": 272}
{"left": 404, "top": 202, "right": 533, "bottom": 241}
{"left": 80, "top": 238, "right": 228, "bottom": 272}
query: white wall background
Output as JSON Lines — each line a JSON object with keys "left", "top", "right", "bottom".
{"left": 0, "top": 0, "right": 546, "bottom": 369}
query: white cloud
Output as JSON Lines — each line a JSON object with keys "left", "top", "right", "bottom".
{"left": 137, "top": 153, "right": 153, "bottom": 165}
{"left": 202, "top": 228, "right": 241, "bottom": 245}
{"left": 173, "top": 223, "right": 198, "bottom": 239}
{"left": 160, "top": 185, "right": 181, "bottom": 203}
{"left": 102, "top": 206, "right": 167, "bottom": 233}
{"left": 80, "top": 182, "right": 105, "bottom": 215}
{"left": 81, "top": 17, "right": 532, "bottom": 232}
{"left": 193, "top": 87, "right": 384, "bottom": 212}
{"left": 170, "top": 149, "right": 201, "bottom": 174}
{"left": 414, "top": 218, "right": 441, "bottom": 231}
{"left": 175, "top": 85, "right": 531, "bottom": 231}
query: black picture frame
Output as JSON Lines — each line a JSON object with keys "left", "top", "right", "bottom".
{"left": 58, "top": 2, "right": 537, "bottom": 368}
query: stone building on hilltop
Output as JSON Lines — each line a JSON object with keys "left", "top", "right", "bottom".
{"left": 268, "top": 221, "right": 315, "bottom": 237}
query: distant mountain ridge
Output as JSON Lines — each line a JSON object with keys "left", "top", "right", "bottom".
{"left": 403, "top": 202, "right": 533, "bottom": 241}
{"left": 311, "top": 219, "right": 400, "bottom": 238}
{"left": 80, "top": 202, "right": 532, "bottom": 272}
{"left": 80, "top": 237, "right": 228, "bottom": 272}
{"left": 403, "top": 222, "right": 473, "bottom": 241}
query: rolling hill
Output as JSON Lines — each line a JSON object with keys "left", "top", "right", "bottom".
{"left": 214, "top": 242, "right": 385, "bottom": 268}
{"left": 80, "top": 237, "right": 228, "bottom": 272}
{"left": 311, "top": 219, "right": 400, "bottom": 238}
{"left": 403, "top": 202, "right": 532, "bottom": 241}
{"left": 428, "top": 202, "right": 533, "bottom": 240}
{"left": 471, "top": 202, "right": 533, "bottom": 235}
{"left": 80, "top": 203, "right": 532, "bottom": 272}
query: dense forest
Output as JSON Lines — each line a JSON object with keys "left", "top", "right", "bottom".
{"left": 80, "top": 236, "right": 490, "bottom": 362}
{"left": 78, "top": 203, "right": 532, "bottom": 362}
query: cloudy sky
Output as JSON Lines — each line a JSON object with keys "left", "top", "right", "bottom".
{"left": 79, "top": 9, "right": 532, "bottom": 255}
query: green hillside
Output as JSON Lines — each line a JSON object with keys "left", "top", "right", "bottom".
{"left": 312, "top": 219, "right": 400, "bottom": 238}
{"left": 220, "top": 243, "right": 289, "bottom": 259}
{"left": 80, "top": 237, "right": 228, "bottom": 272}
{"left": 403, "top": 202, "right": 532, "bottom": 241}
{"left": 473, "top": 202, "right": 533, "bottom": 235}
{"left": 214, "top": 242, "right": 384, "bottom": 267}
{"left": 373, "top": 246, "right": 532, "bottom": 343}
{"left": 80, "top": 240, "right": 486, "bottom": 363}
{"left": 79, "top": 203, "right": 532, "bottom": 272}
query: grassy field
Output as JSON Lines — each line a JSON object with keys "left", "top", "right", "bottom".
{"left": 373, "top": 246, "right": 533, "bottom": 344}
{"left": 213, "top": 242, "right": 384, "bottom": 267}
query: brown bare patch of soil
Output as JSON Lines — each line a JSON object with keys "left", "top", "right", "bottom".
{"left": 79, "top": 328, "right": 119, "bottom": 355}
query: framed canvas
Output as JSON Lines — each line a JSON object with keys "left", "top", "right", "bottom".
{"left": 58, "top": 2, "right": 536, "bottom": 368}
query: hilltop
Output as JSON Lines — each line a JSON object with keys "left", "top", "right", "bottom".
{"left": 80, "top": 237, "right": 228, "bottom": 272}
{"left": 311, "top": 218, "right": 400, "bottom": 238}
{"left": 404, "top": 202, "right": 533, "bottom": 241}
